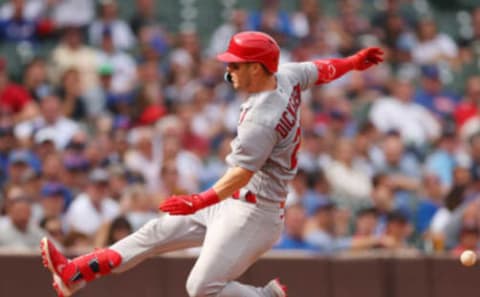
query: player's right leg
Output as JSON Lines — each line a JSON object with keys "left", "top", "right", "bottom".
{"left": 41, "top": 213, "right": 206, "bottom": 296}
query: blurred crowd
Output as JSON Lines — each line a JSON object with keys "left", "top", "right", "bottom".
{"left": 0, "top": 0, "right": 480, "bottom": 257}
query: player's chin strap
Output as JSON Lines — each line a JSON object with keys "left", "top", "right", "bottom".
{"left": 224, "top": 72, "right": 233, "bottom": 84}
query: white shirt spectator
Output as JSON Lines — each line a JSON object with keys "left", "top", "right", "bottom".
{"left": 15, "top": 116, "right": 80, "bottom": 149}
{"left": 65, "top": 193, "right": 120, "bottom": 236}
{"left": 52, "top": 0, "right": 95, "bottom": 27}
{"left": 412, "top": 33, "right": 458, "bottom": 65}
{"left": 370, "top": 96, "right": 440, "bottom": 147}
{"left": 0, "top": 0, "right": 45, "bottom": 21}
{"left": 325, "top": 160, "right": 372, "bottom": 202}
{"left": 125, "top": 149, "right": 161, "bottom": 193}
{"left": 96, "top": 50, "right": 137, "bottom": 93}
{"left": 51, "top": 43, "right": 99, "bottom": 92}
{"left": 89, "top": 20, "right": 136, "bottom": 51}
{"left": 0, "top": 216, "right": 44, "bottom": 252}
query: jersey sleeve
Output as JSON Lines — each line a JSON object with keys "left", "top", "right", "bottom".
{"left": 226, "top": 120, "right": 278, "bottom": 172}
{"left": 279, "top": 62, "right": 319, "bottom": 91}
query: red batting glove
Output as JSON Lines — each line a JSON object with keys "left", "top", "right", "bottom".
{"left": 347, "top": 47, "right": 384, "bottom": 71}
{"left": 159, "top": 189, "right": 220, "bottom": 215}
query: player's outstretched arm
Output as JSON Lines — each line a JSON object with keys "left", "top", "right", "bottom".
{"left": 314, "top": 47, "right": 384, "bottom": 84}
{"left": 159, "top": 167, "right": 253, "bottom": 215}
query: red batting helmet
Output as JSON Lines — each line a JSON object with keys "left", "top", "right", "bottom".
{"left": 216, "top": 31, "right": 280, "bottom": 73}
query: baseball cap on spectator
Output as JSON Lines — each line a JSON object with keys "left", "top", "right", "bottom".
{"left": 98, "top": 63, "right": 114, "bottom": 76}
{"left": 113, "top": 115, "right": 131, "bottom": 130}
{"left": 64, "top": 154, "right": 90, "bottom": 172}
{"left": 34, "top": 127, "right": 57, "bottom": 144}
{"left": 8, "top": 150, "right": 31, "bottom": 165}
{"left": 88, "top": 168, "right": 110, "bottom": 183}
{"left": 420, "top": 64, "right": 440, "bottom": 80}
{"left": 310, "top": 198, "right": 335, "bottom": 215}
{"left": 41, "top": 182, "right": 65, "bottom": 197}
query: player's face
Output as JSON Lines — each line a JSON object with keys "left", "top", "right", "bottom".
{"left": 226, "top": 62, "right": 254, "bottom": 91}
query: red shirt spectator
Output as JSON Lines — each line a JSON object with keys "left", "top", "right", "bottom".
{"left": 0, "top": 58, "right": 38, "bottom": 122}
{"left": 0, "top": 83, "right": 32, "bottom": 113}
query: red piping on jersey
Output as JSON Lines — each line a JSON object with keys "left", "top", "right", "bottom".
{"left": 313, "top": 58, "right": 355, "bottom": 85}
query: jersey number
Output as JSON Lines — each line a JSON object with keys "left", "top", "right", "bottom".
{"left": 290, "top": 127, "right": 301, "bottom": 170}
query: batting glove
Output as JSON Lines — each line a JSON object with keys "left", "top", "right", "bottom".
{"left": 159, "top": 189, "right": 220, "bottom": 215}
{"left": 348, "top": 47, "right": 384, "bottom": 71}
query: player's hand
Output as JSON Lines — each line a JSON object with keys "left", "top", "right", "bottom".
{"left": 348, "top": 47, "right": 384, "bottom": 71}
{"left": 159, "top": 194, "right": 203, "bottom": 215}
{"left": 159, "top": 189, "right": 220, "bottom": 215}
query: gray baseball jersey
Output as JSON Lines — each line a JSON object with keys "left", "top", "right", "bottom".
{"left": 226, "top": 62, "right": 319, "bottom": 202}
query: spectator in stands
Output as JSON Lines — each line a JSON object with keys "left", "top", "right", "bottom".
{"left": 4, "top": 149, "right": 37, "bottom": 188}
{"left": 64, "top": 167, "right": 120, "bottom": 236}
{"left": 129, "top": 0, "right": 158, "bottom": 35}
{"left": 207, "top": 9, "right": 248, "bottom": 57}
{"left": 0, "top": 58, "right": 38, "bottom": 123}
{"left": 119, "top": 184, "right": 156, "bottom": 231}
{"left": 274, "top": 204, "right": 317, "bottom": 251}
{"left": 62, "top": 154, "right": 90, "bottom": 196}
{"left": 0, "top": 120, "right": 16, "bottom": 186}
{"left": 50, "top": 26, "right": 99, "bottom": 94}
{"left": 94, "top": 215, "right": 132, "bottom": 247}
{"left": 89, "top": 0, "right": 136, "bottom": 51}
{"left": 384, "top": 210, "right": 414, "bottom": 250}
{"left": 325, "top": 138, "right": 372, "bottom": 210}
{"left": 414, "top": 64, "right": 459, "bottom": 119}
{"left": 424, "top": 128, "right": 460, "bottom": 189}
{"left": 14, "top": 94, "right": 80, "bottom": 149}
{"left": 124, "top": 127, "right": 161, "bottom": 193}
{"left": 411, "top": 18, "right": 458, "bottom": 67}
{"left": 0, "top": 189, "right": 44, "bottom": 251}
{"left": 51, "top": 0, "right": 95, "bottom": 28}
{"left": 0, "top": 0, "right": 46, "bottom": 21}
{"left": 415, "top": 173, "right": 445, "bottom": 236}
{"left": 96, "top": 26, "right": 137, "bottom": 94}
{"left": 156, "top": 159, "right": 188, "bottom": 204}
{"left": 454, "top": 76, "right": 480, "bottom": 138}
{"left": 304, "top": 198, "right": 389, "bottom": 253}
{"left": 39, "top": 182, "right": 69, "bottom": 220}
{"left": 0, "top": 0, "right": 39, "bottom": 43}
{"left": 248, "top": 0, "right": 293, "bottom": 41}
{"left": 353, "top": 207, "right": 379, "bottom": 238}
{"left": 39, "top": 216, "right": 64, "bottom": 247}
{"left": 56, "top": 68, "right": 87, "bottom": 120}
{"left": 22, "top": 58, "right": 49, "bottom": 102}
{"left": 370, "top": 79, "right": 441, "bottom": 150}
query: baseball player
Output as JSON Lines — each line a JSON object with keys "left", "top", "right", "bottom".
{"left": 40, "top": 31, "right": 383, "bottom": 297}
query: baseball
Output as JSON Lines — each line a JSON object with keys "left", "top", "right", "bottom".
{"left": 460, "top": 250, "right": 477, "bottom": 267}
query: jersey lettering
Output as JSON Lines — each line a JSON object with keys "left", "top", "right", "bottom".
{"left": 275, "top": 84, "right": 301, "bottom": 138}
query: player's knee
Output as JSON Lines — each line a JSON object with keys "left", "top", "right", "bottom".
{"left": 185, "top": 275, "right": 222, "bottom": 297}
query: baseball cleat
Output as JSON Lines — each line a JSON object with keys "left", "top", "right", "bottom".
{"left": 267, "top": 278, "right": 288, "bottom": 297}
{"left": 40, "top": 237, "right": 84, "bottom": 296}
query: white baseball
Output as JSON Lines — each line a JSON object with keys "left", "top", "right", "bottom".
{"left": 460, "top": 250, "right": 477, "bottom": 267}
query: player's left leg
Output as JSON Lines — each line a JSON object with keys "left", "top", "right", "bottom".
{"left": 41, "top": 212, "right": 207, "bottom": 296}
{"left": 185, "top": 199, "right": 286, "bottom": 297}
